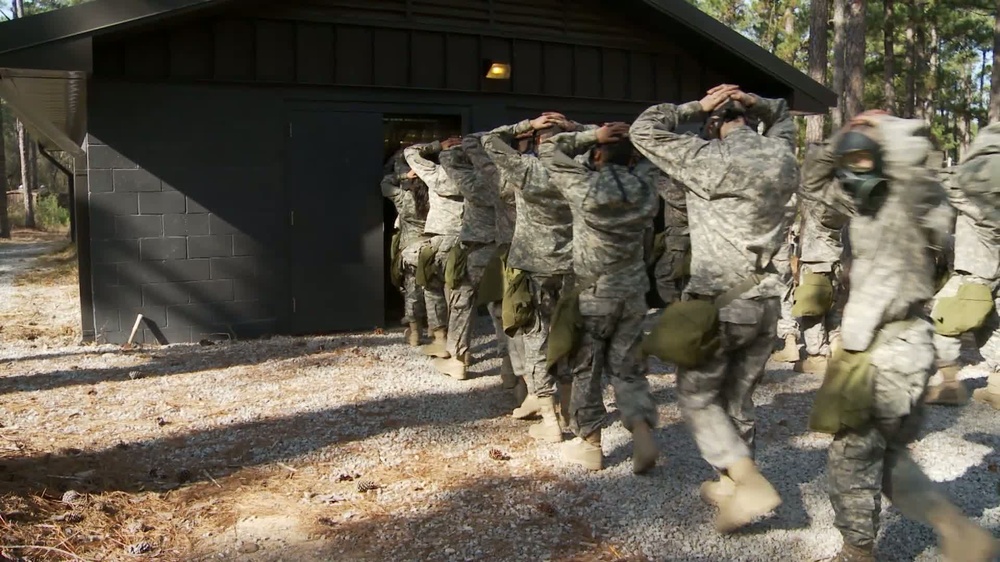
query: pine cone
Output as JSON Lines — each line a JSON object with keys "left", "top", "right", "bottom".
{"left": 357, "top": 480, "right": 379, "bottom": 493}
{"left": 489, "top": 448, "right": 510, "bottom": 461}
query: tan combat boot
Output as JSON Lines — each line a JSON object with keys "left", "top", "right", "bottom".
{"left": 771, "top": 334, "right": 800, "bottom": 363}
{"left": 432, "top": 353, "right": 467, "bottom": 381}
{"left": 716, "top": 457, "right": 782, "bottom": 533}
{"left": 930, "top": 503, "right": 1000, "bottom": 562}
{"left": 512, "top": 394, "right": 542, "bottom": 419}
{"left": 560, "top": 430, "right": 602, "bottom": 471}
{"left": 405, "top": 322, "right": 422, "bottom": 347}
{"left": 527, "top": 396, "right": 563, "bottom": 443}
{"left": 420, "top": 328, "right": 450, "bottom": 358}
{"left": 699, "top": 474, "right": 735, "bottom": 507}
{"left": 513, "top": 376, "right": 528, "bottom": 405}
{"left": 925, "top": 365, "right": 969, "bottom": 406}
{"left": 972, "top": 372, "right": 1000, "bottom": 410}
{"left": 794, "top": 354, "right": 829, "bottom": 375}
{"left": 556, "top": 381, "right": 572, "bottom": 431}
{"left": 631, "top": 420, "right": 658, "bottom": 475}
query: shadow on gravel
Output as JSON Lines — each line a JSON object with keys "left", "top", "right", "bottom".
{"left": 876, "top": 430, "right": 1000, "bottom": 561}
{"left": 0, "top": 332, "right": 405, "bottom": 396}
{"left": 0, "top": 376, "right": 509, "bottom": 498}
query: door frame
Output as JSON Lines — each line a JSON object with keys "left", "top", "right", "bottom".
{"left": 280, "top": 100, "right": 470, "bottom": 334}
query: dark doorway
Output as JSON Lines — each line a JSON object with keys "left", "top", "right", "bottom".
{"left": 381, "top": 114, "right": 462, "bottom": 325}
{"left": 286, "top": 109, "right": 385, "bottom": 334}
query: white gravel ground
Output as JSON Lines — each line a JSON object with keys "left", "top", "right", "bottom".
{"left": 3, "top": 316, "right": 998, "bottom": 561}
{"left": 1, "top": 238, "right": 998, "bottom": 560}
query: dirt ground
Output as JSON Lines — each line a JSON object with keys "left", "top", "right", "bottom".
{"left": 0, "top": 233, "right": 997, "bottom": 562}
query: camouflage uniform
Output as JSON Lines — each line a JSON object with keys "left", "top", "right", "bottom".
{"left": 482, "top": 121, "right": 574, "bottom": 401}
{"left": 775, "top": 197, "right": 799, "bottom": 343}
{"left": 539, "top": 130, "right": 660, "bottom": 439}
{"left": 630, "top": 96, "right": 799, "bottom": 471}
{"left": 405, "top": 142, "right": 464, "bottom": 331}
{"left": 933, "top": 125, "right": 1000, "bottom": 374}
{"left": 798, "top": 196, "right": 848, "bottom": 357}
{"left": 654, "top": 174, "right": 691, "bottom": 305}
{"left": 381, "top": 160, "right": 430, "bottom": 325}
{"left": 801, "top": 116, "right": 966, "bottom": 554}
{"left": 436, "top": 141, "right": 504, "bottom": 362}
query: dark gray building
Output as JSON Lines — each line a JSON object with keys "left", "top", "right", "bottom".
{"left": 0, "top": 0, "right": 834, "bottom": 344}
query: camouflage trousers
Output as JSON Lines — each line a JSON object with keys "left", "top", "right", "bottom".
{"left": 521, "top": 273, "right": 570, "bottom": 399}
{"left": 446, "top": 242, "right": 504, "bottom": 359}
{"left": 828, "top": 318, "right": 946, "bottom": 550}
{"left": 932, "top": 274, "right": 1000, "bottom": 370}
{"left": 399, "top": 244, "right": 427, "bottom": 325}
{"left": 422, "top": 235, "right": 457, "bottom": 332}
{"left": 678, "top": 296, "right": 780, "bottom": 470}
{"left": 799, "top": 264, "right": 844, "bottom": 357}
{"left": 776, "top": 285, "right": 798, "bottom": 339}
{"left": 564, "top": 290, "right": 653, "bottom": 438}
{"left": 653, "top": 241, "right": 689, "bottom": 305}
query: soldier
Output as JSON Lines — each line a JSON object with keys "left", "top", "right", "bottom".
{"left": 630, "top": 84, "right": 798, "bottom": 533}
{"left": 381, "top": 151, "right": 431, "bottom": 346}
{"left": 772, "top": 198, "right": 802, "bottom": 363}
{"left": 652, "top": 174, "right": 691, "bottom": 305}
{"left": 481, "top": 113, "right": 586, "bottom": 440}
{"left": 802, "top": 111, "right": 998, "bottom": 562}
{"left": 925, "top": 123, "right": 1000, "bottom": 408}
{"left": 462, "top": 134, "right": 526, "bottom": 397}
{"left": 429, "top": 141, "right": 502, "bottom": 380}
{"left": 405, "top": 138, "right": 465, "bottom": 359}
{"left": 538, "top": 122, "right": 660, "bottom": 473}
{"left": 792, "top": 195, "right": 848, "bottom": 374}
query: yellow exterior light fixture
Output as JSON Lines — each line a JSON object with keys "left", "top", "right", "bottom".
{"left": 485, "top": 62, "right": 511, "bottom": 80}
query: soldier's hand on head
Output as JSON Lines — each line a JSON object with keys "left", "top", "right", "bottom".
{"left": 406, "top": 170, "right": 419, "bottom": 180}
{"left": 441, "top": 137, "right": 463, "bottom": 149}
{"left": 730, "top": 90, "right": 757, "bottom": 106}
{"left": 530, "top": 114, "right": 561, "bottom": 130}
{"left": 596, "top": 122, "right": 630, "bottom": 144}
{"left": 700, "top": 85, "right": 740, "bottom": 113}
{"left": 849, "top": 110, "right": 890, "bottom": 128}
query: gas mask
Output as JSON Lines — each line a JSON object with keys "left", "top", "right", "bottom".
{"left": 833, "top": 131, "right": 889, "bottom": 214}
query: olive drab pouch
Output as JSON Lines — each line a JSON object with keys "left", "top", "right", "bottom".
{"left": 415, "top": 243, "right": 437, "bottom": 288}
{"left": 475, "top": 249, "right": 504, "bottom": 306}
{"left": 932, "top": 283, "right": 995, "bottom": 337}
{"left": 444, "top": 244, "right": 470, "bottom": 291}
{"left": 808, "top": 347, "right": 875, "bottom": 434}
{"left": 791, "top": 272, "right": 835, "bottom": 318}
{"left": 546, "top": 288, "right": 584, "bottom": 371}
{"left": 501, "top": 266, "right": 532, "bottom": 337}
{"left": 389, "top": 230, "right": 404, "bottom": 290}
{"left": 641, "top": 299, "right": 721, "bottom": 368}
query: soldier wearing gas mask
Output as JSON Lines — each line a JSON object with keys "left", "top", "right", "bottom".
{"left": 802, "top": 111, "right": 998, "bottom": 562}
{"left": 924, "top": 123, "right": 1000, "bottom": 409}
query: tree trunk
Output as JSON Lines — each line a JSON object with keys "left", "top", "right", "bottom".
{"left": 927, "top": 18, "right": 939, "bottom": 120}
{"left": 806, "top": 0, "right": 830, "bottom": 143}
{"left": 904, "top": 2, "right": 917, "bottom": 117}
{"left": 883, "top": 0, "right": 896, "bottom": 111}
{"left": 843, "top": 0, "right": 866, "bottom": 120}
{"left": 12, "top": 0, "right": 34, "bottom": 229}
{"left": 991, "top": 0, "right": 1000, "bottom": 122}
{"left": 914, "top": 2, "right": 928, "bottom": 120}
{"left": 0, "top": 100, "right": 9, "bottom": 239}
{"left": 831, "top": 0, "right": 847, "bottom": 129}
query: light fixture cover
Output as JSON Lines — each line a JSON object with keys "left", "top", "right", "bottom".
{"left": 485, "top": 62, "right": 511, "bottom": 80}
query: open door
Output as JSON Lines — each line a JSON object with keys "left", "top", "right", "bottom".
{"left": 286, "top": 109, "right": 384, "bottom": 334}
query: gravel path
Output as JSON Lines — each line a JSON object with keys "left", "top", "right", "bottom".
{"left": 1, "top": 314, "right": 998, "bottom": 561}
{"left": 0, "top": 236, "right": 62, "bottom": 311}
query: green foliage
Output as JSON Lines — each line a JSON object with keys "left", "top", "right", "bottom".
{"left": 36, "top": 194, "right": 69, "bottom": 232}
{"left": 688, "top": 0, "right": 996, "bottom": 161}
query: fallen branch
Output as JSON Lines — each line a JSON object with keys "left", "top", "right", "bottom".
{"left": 202, "top": 469, "right": 221, "bottom": 488}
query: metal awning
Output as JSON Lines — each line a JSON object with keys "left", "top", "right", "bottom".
{"left": 0, "top": 68, "right": 86, "bottom": 156}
